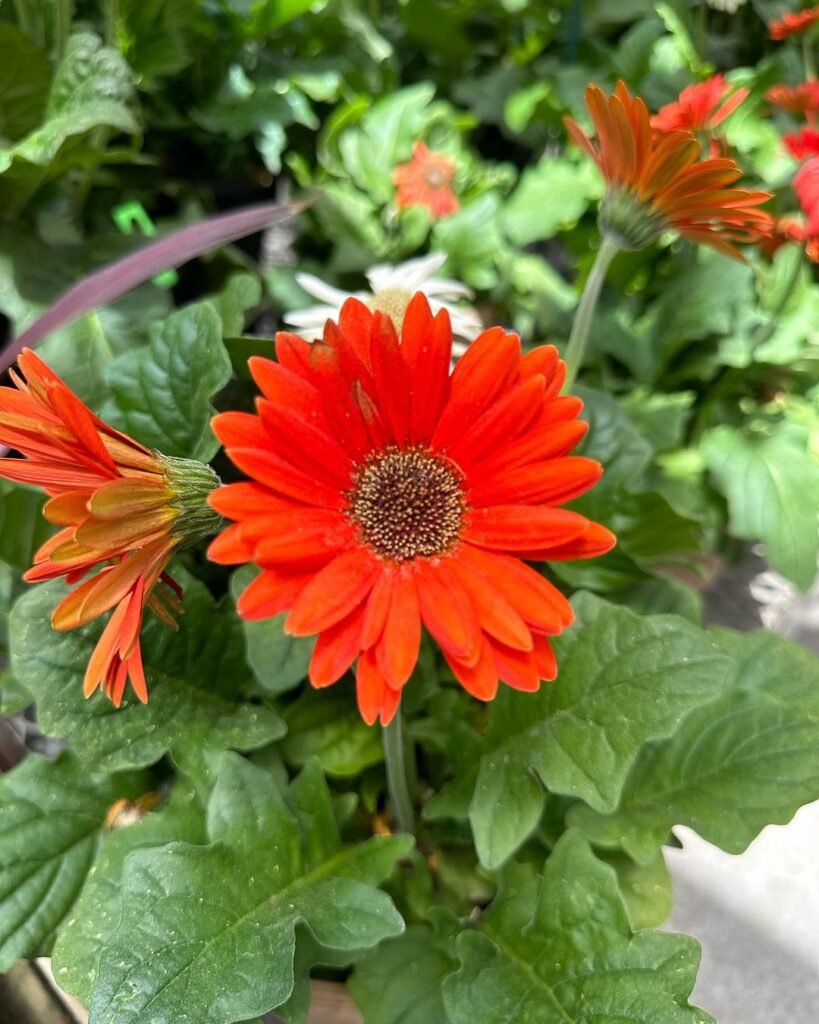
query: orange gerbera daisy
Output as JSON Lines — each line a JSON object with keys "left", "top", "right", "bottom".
{"left": 766, "top": 81, "right": 819, "bottom": 117}
{"left": 0, "top": 350, "right": 220, "bottom": 706}
{"left": 208, "top": 295, "right": 615, "bottom": 726}
{"left": 393, "top": 143, "right": 460, "bottom": 219}
{"left": 565, "top": 81, "right": 772, "bottom": 256}
{"left": 769, "top": 6, "right": 819, "bottom": 39}
{"left": 652, "top": 75, "right": 748, "bottom": 136}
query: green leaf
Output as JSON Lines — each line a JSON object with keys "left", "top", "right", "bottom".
{"left": 231, "top": 566, "right": 313, "bottom": 695}
{"left": 349, "top": 924, "right": 457, "bottom": 1024}
{"left": 443, "top": 831, "right": 712, "bottom": 1024}
{"left": 0, "top": 752, "right": 143, "bottom": 970}
{"left": 701, "top": 424, "right": 819, "bottom": 591}
{"left": 0, "top": 25, "right": 50, "bottom": 141}
{"left": 105, "top": 300, "right": 232, "bottom": 461}
{"left": 433, "top": 594, "right": 733, "bottom": 868}
{"left": 282, "top": 687, "right": 383, "bottom": 777}
{"left": 88, "top": 755, "right": 411, "bottom": 1024}
{"left": 570, "top": 629, "right": 819, "bottom": 863}
{"left": 572, "top": 385, "right": 654, "bottom": 510}
{"left": 0, "top": 482, "right": 49, "bottom": 573}
{"left": 339, "top": 83, "right": 434, "bottom": 201}
{"left": 52, "top": 780, "right": 207, "bottom": 1002}
{"left": 502, "top": 158, "right": 601, "bottom": 246}
{"left": 211, "top": 273, "right": 262, "bottom": 337}
{"left": 604, "top": 849, "right": 672, "bottom": 930}
{"left": 0, "top": 33, "right": 138, "bottom": 208}
{"left": 432, "top": 193, "right": 506, "bottom": 290}
{"left": 9, "top": 577, "right": 285, "bottom": 775}
{"left": 620, "top": 389, "right": 696, "bottom": 452}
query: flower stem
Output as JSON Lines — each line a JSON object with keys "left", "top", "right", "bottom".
{"left": 382, "top": 708, "right": 415, "bottom": 834}
{"left": 562, "top": 234, "right": 620, "bottom": 393}
{"left": 804, "top": 36, "right": 816, "bottom": 81}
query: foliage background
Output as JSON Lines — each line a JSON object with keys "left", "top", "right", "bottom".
{"left": 0, "top": 1, "right": 818, "bottom": 1022}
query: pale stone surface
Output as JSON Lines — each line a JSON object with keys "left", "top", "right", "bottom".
{"left": 667, "top": 803, "right": 819, "bottom": 1023}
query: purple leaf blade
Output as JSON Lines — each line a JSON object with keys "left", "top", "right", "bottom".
{"left": 2, "top": 196, "right": 315, "bottom": 374}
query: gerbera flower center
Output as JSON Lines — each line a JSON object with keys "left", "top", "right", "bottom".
{"left": 347, "top": 446, "right": 467, "bottom": 562}
{"left": 369, "top": 287, "right": 414, "bottom": 330}
{"left": 424, "top": 166, "right": 448, "bottom": 188}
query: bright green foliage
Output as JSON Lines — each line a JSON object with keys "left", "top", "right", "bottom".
{"left": 105, "top": 300, "right": 233, "bottom": 461}
{"left": 443, "top": 832, "right": 713, "bottom": 1024}
{"left": 571, "top": 629, "right": 819, "bottom": 862}
{"left": 0, "top": 25, "right": 50, "bottom": 141}
{"left": 52, "top": 780, "right": 207, "bottom": 1001}
{"left": 231, "top": 566, "right": 313, "bottom": 695}
{"left": 702, "top": 424, "right": 819, "bottom": 592}
{"left": 349, "top": 923, "right": 457, "bottom": 1024}
{"left": 0, "top": 33, "right": 137, "bottom": 208}
{"left": 0, "top": 753, "right": 144, "bottom": 970}
{"left": 430, "top": 594, "right": 732, "bottom": 868}
{"left": 9, "top": 580, "right": 284, "bottom": 777}
{"left": 87, "top": 755, "right": 410, "bottom": 1024}
{"left": 282, "top": 687, "right": 384, "bottom": 777}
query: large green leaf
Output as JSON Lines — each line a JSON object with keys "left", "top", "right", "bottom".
{"left": 443, "top": 831, "right": 713, "bottom": 1024}
{"left": 338, "top": 83, "right": 435, "bottom": 202}
{"left": 231, "top": 566, "right": 313, "bottom": 695}
{"left": 570, "top": 629, "right": 819, "bottom": 863}
{"left": 502, "top": 158, "right": 601, "bottom": 245}
{"left": 0, "top": 25, "right": 50, "bottom": 142}
{"left": 105, "top": 300, "right": 232, "bottom": 461}
{"left": 0, "top": 33, "right": 138, "bottom": 208}
{"left": 52, "top": 780, "right": 207, "bottom": 1002}
{"left": 9, "top": 578, "right": 284, "bottom": 777}
{"left": 426, "top": 594, "right": 733, "bottom": 868}
{"left": 701, "top": 424, "right": 819, "bottom": 591}
{"left": 88, "top": 755, "right": 411, "bottom": 1024}
{"left": 349, "top": 923, "right": 457, "bottom": 1024}
{"left": 282, "top": 687, "right": 383, "bottom": 777}
{"left": 0, "top": 482, "right": 49, "bottom": 573}
{"left": 0, "top": 752, "right": 143, "bottom": 970}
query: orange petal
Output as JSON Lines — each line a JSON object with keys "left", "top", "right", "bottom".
{"left": 285, "top": 549, "right": 381, "bottom": 636}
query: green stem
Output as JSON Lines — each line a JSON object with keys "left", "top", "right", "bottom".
{"left": 53, "top": 0, "right": 72, "bottom": 63}
{"left": 382, "top": 708, "right": 415, "bottom": 835}
{"left": 804, "top": 36, "right": 816, "bottom": 80}
{"left": 562, "top": 234, "right": 620, "bottom": 393}
{"left": 105, "top": 0, "right": 120, "bottom": 46}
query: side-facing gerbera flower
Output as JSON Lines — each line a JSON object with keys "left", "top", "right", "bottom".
{"left": 652, "top": 75, "right": 748, "bottom": 139}
{"left": 284, "top": 252, "right": 482, "bottom": 352}
{"left": 0, "top": 350, "right": 220, "bottom": 705}
{"left": 769, "top": 6, "right": 819, "bottom": 40}
{"left": 564, "top": 81, "right": 772, "bottom": 256}
{"left": 766, "top": 81, "right": 819, "bottom": 118}
{"left": 208, "top": 295, "right": 615, "bottom": 726}
{"left": 393, "top": 143, "right": 460, "bottom": 219}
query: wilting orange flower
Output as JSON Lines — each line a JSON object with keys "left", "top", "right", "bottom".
{"left": 652, "top": 75, "right": 748, "bottom": 135}
{"left": 766, "top": 81, "right": 819, "bottom": 117}
{"left": 784, "top": 127, "right": 819, "bottom": 159}
{"left": 393, "top": 143, "right": 460, "bottom": 219}
{"left": 769, "top": 7, "right": 819, "bottom": 39}
{"left": 209, "top": 295, "right": 614, "bottom": 726}
{"left": 564, "top": 81, "right": 772, "bottom": 256}
{"left": 0, "top": 350, "right": 220, "bottom": 706}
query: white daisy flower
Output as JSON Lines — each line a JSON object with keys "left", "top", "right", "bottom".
{"left": 284, "top": 252, "right": 483, "bottom": 355}
{"left": 704, "top": 0, "right": 746, "bottom": 13}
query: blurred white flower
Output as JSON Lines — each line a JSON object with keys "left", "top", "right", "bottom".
{"left": 284, "top": 252, "right": 482, "bottom": 355}
{"left": 704, "top": 0, "right": 746, "bottom": 12}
